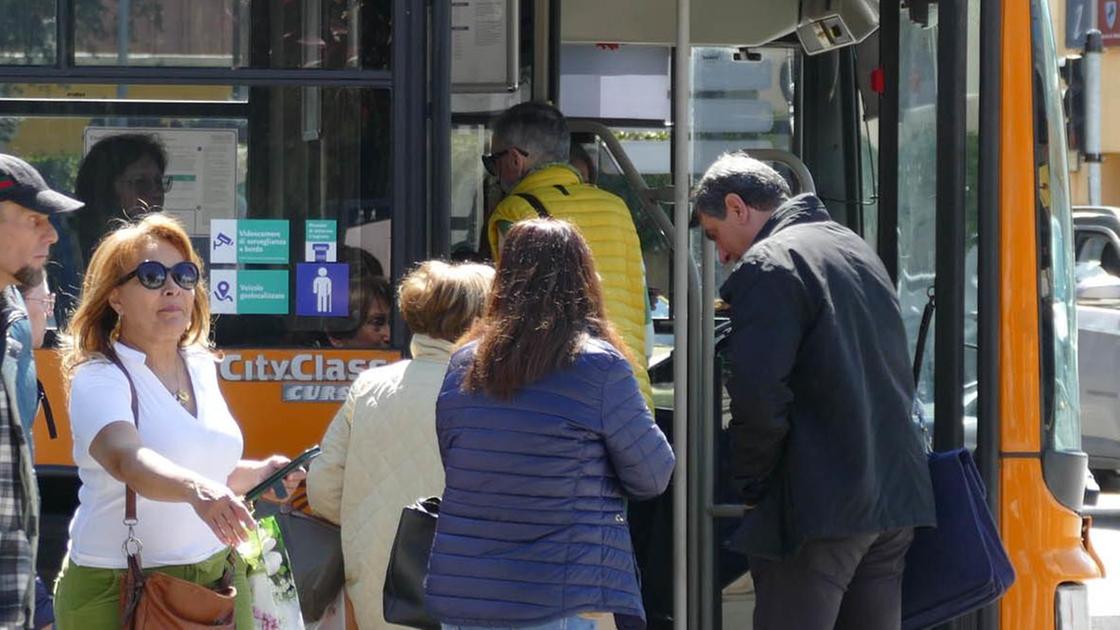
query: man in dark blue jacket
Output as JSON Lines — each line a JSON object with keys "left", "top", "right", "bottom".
{"left": 692, "top": 152, "right": 935, "bottom": 630}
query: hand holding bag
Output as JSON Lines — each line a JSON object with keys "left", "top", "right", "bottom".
{"left": 107, "top": 350, "right": 238, "bottom": 630}
{"left": 383, "top": 497, "right": 441, "bottom": 630}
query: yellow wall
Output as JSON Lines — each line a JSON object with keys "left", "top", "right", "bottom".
{"left": 1054, "top": 0, "right": 1120, "bottom": 206}
{"left": 4, "top": 84, "right": 235, "bottom": 156}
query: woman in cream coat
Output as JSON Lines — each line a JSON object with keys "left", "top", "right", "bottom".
{"left": 307, "top": 260, "right": 493, "bottom": 629}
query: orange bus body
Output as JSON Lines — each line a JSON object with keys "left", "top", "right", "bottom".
{"left": 32, "top": 347, "right": 401, "bottom": 465}
{"left": 999, "top": 1, "right": 1103, "bottom": 626}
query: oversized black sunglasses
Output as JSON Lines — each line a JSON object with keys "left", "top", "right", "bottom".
{"left": 117, "top": 260, "right": 200, "bottom": 291}
{"left": 481, "top": 146, "right": 527, "bottom": 176}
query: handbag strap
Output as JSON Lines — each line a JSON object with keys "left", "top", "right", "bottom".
{"left": 913, "top": 287, "right": 935, "bottom": 386}
{"left": 106, "top": 345, "right": 239, "bottom": 589}
{"left": 912, "top": 288, "right": 935, "bottom": 453}
{"left": 104, "top": 347, "right": 142, "bottom": 528}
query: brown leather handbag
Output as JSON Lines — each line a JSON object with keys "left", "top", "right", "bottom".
{"left": 107, "top": 350, "right": 239, "bottom": 629}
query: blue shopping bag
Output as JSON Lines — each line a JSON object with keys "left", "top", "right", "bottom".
{"left": 901, "top": 448, "right": 1016, "bottom": 630}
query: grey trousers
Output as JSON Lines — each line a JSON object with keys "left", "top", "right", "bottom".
{"left": 748, "top": 527, "right": 915, "bottom": 630}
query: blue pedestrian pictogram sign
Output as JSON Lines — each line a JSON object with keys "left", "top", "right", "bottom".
{"left": 295, "top": 263, "right": 349, "bottom": 317}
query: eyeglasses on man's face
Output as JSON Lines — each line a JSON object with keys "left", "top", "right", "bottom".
{"left": 121, "top": 175, "right": 173, "bottom": 196}
{"left": 481, "top": 147, "right": 527, "bottom": 177}
{"left": 26, "top": 292, "right": 56, "bottom": 311}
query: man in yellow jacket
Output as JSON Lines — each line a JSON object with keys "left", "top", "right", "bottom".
{"left": 484, "top": 101, "right": 652, "bottom": 406}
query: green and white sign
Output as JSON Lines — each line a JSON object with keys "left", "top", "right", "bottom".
{"left": 210, "top": 219, "right": 290, "bottom": 264}
{"left": 305, "top": 220, "right": 338, "bottom": 262}
{"left": 209, "top": 269, "right": 289, "bottom": 315}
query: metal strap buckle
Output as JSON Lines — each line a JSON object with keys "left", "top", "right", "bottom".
{"left": 122, "top": 522, "right": 143, "bottom": 556}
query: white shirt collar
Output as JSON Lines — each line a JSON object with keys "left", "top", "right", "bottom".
{"left": 111, "top": 341, "right": 148, "bottom": 365}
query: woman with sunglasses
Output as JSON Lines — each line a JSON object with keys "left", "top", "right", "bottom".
{"left": 53, "top": 214, "right": 301, "bottom": 629}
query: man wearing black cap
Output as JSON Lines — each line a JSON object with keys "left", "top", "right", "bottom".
{"left": 0, "top": 154, "right": 83, "bottom": 628}
{"left": 691, "top": 152, "right": 934, "bottom": 630}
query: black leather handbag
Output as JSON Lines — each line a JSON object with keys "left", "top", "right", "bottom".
{"left": 383, "top": 497, "right": 442, "bottom": 629}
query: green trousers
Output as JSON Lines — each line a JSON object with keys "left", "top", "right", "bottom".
{"left": 53, "top": 548, "right": 253, "bottom": 629}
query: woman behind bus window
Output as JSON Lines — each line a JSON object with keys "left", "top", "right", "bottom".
{"left": 307, "top": 260, "right": 494, "bottom": 629}
{"left": 305, "top": 244, "right": 392, "bottom": 349}
{"left": 52, "top": 134, "right": 171, "bottom": 323}
{"left": 426, "top": 219, "right": 675, "bottom": 630}
{"left": 53, "top": 214, "right": 302, "bottom": 630}
{"left": 72, "top": 134, "right": 170, "bottom": 264}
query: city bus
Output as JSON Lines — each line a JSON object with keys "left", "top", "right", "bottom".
{"left": 0, "top": 0, "right": 1104, "bottom": 627}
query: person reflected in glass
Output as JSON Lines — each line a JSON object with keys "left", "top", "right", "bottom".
{"left": 53, "top": 213, "right": 303, "bottom": 630}
{"left": 53, "top": 134, "right": 172, "bottom": 323}
{"left": 324, "top": 246, "right": 391, "bottom": 348}
{"left": 72, "top": 134, "right": 171, "bottom": 264}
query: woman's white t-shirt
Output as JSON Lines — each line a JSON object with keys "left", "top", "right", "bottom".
{"left": 67, "top": 342, "right": 244, "bottom": 568}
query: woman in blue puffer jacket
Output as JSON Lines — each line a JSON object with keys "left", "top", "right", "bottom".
{"left": 426, "top": 218, "right": 676, "bottom": 630}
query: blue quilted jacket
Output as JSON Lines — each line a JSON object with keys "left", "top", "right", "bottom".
{"left": 425, "top": 338, "right": 675, "bottom": 626}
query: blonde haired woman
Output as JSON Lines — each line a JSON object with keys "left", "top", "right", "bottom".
{"left": 307, "top": 260, "right": 495, "bottom": 629}
{"left": 53, "top": 214, "right": 301, "bottom": 629}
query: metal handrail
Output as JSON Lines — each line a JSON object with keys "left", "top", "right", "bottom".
{"left": 568, "top": 118, "right": 677, "bottom": 243}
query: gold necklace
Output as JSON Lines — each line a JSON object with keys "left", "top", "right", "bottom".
{"left": 157, "top": 361, "right": 192, "bottom": 409}
{"left": 173, "top": 387, "right": 191, "bottom": 408}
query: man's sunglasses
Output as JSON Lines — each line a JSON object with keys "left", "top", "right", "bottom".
{"left": 481, "top": 147, "right": 527, "bottom": 176}
{"left": 117, "top": 260, "right": 200, "bottom": 291}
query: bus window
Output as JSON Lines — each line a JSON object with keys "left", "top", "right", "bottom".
{"left": 1031, "top": 0, "right": 1081, "bottom": 453}
{"left": 896, "top": 2, "right": 982, "bottom": 451}
{"left": 0, "top": 85, "right": 393, "bottom": 351}
{"left": 692, "top": 46, "right": 798, "bottom": 288}
{"left": 71, "top": 0, "right": 391, "bottom": 70}
{"left": 0, "top": 7, "right": 56, "bottom": 65}
{"left": 896, "top": 6, "right": 940, "bottom": 428}
{"left": 586, "top": 130, "right": 672, "bottom": 320}
{"left": 449, "top": 124, "right": 490, "bottom": 261}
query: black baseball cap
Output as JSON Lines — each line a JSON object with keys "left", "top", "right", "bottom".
{"left": 0, "top": 154, "right": 84, "bottom": 215}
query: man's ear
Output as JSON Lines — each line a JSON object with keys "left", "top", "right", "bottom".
{"left": 509, "top": 147, "right": 530, "bottom": 174}
{"left": 724, "top": 193, "right": 751, "bottom": 224}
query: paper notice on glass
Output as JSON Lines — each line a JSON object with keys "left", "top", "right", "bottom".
{"left": 83, "top": 127, "right": 239, "bottom": 236}
{"left": 451, "top": 0, "right": 516, "bottom": 90}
